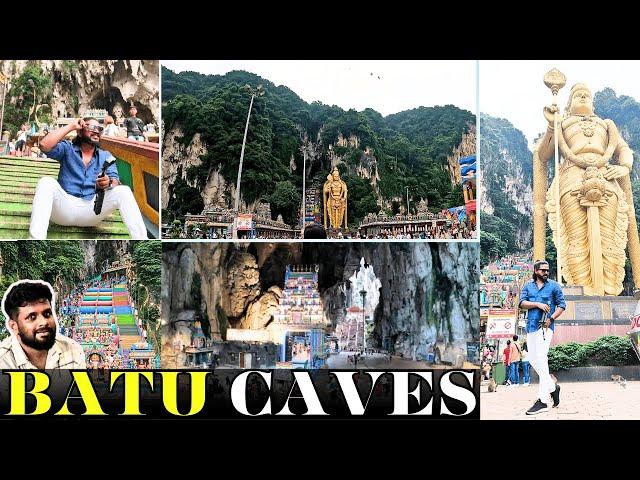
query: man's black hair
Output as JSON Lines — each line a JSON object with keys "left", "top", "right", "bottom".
{"left": 303, "top": 224, "right": 327, "bottom": 239}
{"left": 533, "top": 259, "right": 549, "bottom": 280}
{"left": 3, "top": 282, "right": 53, "bottom": 321}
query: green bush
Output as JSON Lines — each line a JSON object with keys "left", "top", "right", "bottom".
{"left": 582, "top": 335, "right": 637, "bottom": 367}
{"left": 548, "top": 349, "right": 575, "bottom": 372}
{"left": 547, "top": 335, "right": 638, "bottom": 371}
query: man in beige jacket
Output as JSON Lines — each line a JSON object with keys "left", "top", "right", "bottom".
{"left": 0, "top": 280, "right": 86, "bottom": 369}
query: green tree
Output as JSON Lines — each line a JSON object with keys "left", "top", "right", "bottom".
{"left": 266, "top": 180, "right": 301, "bottom": 226}
{"left": 4, "top": 64, "right": 53, "bottom": 136}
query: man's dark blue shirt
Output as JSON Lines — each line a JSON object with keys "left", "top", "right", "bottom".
{"left": 46, "top": 140, "right": 119, "bottom": 200}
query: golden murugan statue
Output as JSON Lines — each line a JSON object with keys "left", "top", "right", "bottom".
{"left": 323, "top": 167, "right": 348, "bottom": 229}
{"left": 533, "top": 77, "right": 640, "bottom": 295}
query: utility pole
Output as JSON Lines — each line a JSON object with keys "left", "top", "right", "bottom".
{"left": 232, "top": 84, "right": 264, "bottom": 239}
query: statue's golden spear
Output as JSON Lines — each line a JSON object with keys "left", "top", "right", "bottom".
{"left": 544, "top": 68, "right": 566, "bottom": 283}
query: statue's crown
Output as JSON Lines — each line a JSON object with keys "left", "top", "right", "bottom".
{"left": 569, "top": 82, "right": 590, "bottom": 97}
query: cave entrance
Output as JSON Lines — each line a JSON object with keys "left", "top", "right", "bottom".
{"left": 333, "top": 258, "right": 381, "bottom": 353}
{"left": 88, "top": 87, "right": 155, "bottom": 125}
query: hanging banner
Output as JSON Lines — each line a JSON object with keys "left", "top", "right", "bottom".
{"left": 236, "top": 214, "right": 253, "bottom": 231}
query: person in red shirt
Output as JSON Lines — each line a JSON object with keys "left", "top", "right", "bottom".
{"left": 503, "top": 339, "right": 511, "bottom": 385}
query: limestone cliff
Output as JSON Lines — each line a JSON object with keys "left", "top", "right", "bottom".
{"left": 162, "top": 242, "right": 478, "bottom": 364}
{"left": 161, "top": 126, "right": 232, "bottom": 210}
{"left": 78, "top": 240, "right": 129, "bottom": 278}
{"left": 0, "top": 60, "right": 159, "bottom": 124}
{"left": 480, "top": 114, "right": 533, "bottom": 252}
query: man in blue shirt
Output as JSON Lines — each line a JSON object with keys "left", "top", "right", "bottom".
{"left": 29, "top": 117, "right": 147, "bottom": 239}
{"left": 518, "top": 260, "right": 566, "bottom": 415}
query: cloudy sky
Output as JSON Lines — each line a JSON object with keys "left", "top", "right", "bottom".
{"left": 480, "top": 60, "right": 640, "bottom": 148}
{"left": 162, "top": 60, "right": 477, "bottom": 116}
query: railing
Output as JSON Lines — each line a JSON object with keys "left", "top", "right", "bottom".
{"left": 99, "top": 137, "right": 159, "bottom": 236}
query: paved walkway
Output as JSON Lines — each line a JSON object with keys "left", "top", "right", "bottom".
{"left": 326, "top": 351, "right": 455, "bottom": 369}
{"left": 481, "top": 381, "right": 640, "bottom": 420}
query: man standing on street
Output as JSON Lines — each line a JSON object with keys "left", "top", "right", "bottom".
{"left": 502, "top": 339, "right": 511, "bottom": 385}
{"left": 519, "top": 260, "right": 566, "bottom": 415}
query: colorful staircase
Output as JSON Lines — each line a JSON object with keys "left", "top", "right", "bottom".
{"left": 0, "top": 156, "right": 129, "bottom": 239}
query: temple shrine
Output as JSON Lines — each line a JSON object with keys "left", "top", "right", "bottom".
{"left": 272, "top": 265, "right": 328, "bottom": 368}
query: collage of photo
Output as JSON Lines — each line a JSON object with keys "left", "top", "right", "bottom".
{"left": 0, "top": 59, "right": 638, "bottom": 419}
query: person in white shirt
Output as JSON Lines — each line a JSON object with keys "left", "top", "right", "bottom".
{"left": 102, "top": 115, "right": 121, "bottom": 137}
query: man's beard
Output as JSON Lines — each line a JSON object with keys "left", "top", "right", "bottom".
{"left": 536, "top": 272, "right": 549, "bottom": 282}
{"left": 79, "top": 133, "right": 99, "bottom": 147}
{"left": 18, "top": 325, "right": 56, "bottom": 350}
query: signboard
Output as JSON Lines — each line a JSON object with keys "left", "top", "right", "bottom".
{"left": 630, "top": 312, "right": 640, "bottom": 334}
{"left": 611, "top": 301, "right": 636, "bottom": 320}
{"left": 574, "top": 302, "right": 603, "bottom": 321}
{"left": 226, "top": 328, "right": 271, "bottom": 343}
{"left": 630, "top": 313, "right": 640, "bottom": 361}
{"left": 236, "top": 214, "right": 253, "bottom": 231}
{"left": 486, "top": 309, "right": 516, "bottom": 338}
{"left": 447, "top": 206, "right": 467, "bottom": 223}
{"left": 466, "top": 342, "right": 480, "bottom": 362}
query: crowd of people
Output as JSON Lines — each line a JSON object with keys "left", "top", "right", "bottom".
{"left": 2, "top": 104, "right": 157, "bottom": 157}
{"left": 481, "top": 334, "right": 531, "bottom": 386}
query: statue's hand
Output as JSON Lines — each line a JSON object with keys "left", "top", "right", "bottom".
{"left": 603, "top": 164, "right": 629, "bottom": 180}
{"left": 543, "top": 104, "right": 560, "bottom": 125}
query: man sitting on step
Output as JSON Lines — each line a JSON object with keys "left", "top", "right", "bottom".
{"left": 29, "top": 117, "right": 147, "bottom": 239}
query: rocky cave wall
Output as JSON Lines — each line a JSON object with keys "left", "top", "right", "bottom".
{"left": 0, "top": 60, "right": 159, "bottom": 125}
{"left": 162, "top": 242, "right": 478, "bottom": 365}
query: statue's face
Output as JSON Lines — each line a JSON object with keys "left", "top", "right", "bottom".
{"left": 570, "top": 87, "right": 594, "bottom": 116}
{"left": 332, "top": 171, "right": 340, "bottom": 180}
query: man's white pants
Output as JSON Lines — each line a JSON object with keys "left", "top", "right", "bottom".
{"left": 29, "top": 177, "right": 147, "bottom": 239}
{"left": 526, "top": 327, "right": 555, "bottom": 403}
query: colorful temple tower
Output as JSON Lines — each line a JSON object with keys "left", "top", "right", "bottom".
{"left": 273, "top": 265, "right": 328, "bottom": 368}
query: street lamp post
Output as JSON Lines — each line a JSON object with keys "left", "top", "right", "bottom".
{"left": 232, "top": 84, "right": 264, "bottom": 239}
{"left": 359, "top": 289, "right": 367, "bottom": 354}
{"left": 406, "top": 186, "right": 410, "bottom": 215}
{"left": 27, "top": 79, "right": 36, "bottom": 126}
{"left": 0, "top": 73, "right": 10, "bottom": 144}
{"left": 301, "top": 147, "right": 306, "bottom": 238}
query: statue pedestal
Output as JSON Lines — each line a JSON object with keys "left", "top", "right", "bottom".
{"left": 552, "top": 285, "right": 637, "bottom": 345}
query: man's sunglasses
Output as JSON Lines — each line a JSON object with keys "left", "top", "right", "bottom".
{"left": 538, "top": 269, "right": 549, "bottom": 272}
{"left": 85, "top": 124, "right": 104, "bottom": 134}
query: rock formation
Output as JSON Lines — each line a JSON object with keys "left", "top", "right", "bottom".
{"left": 162, "top": 242, "right": 478, "bottom": 364}
{"left": 0, "top": 60, "right": 159, "bottom": 124}
{"left": 480, "top": 114, "right": 533, "bottom": 249}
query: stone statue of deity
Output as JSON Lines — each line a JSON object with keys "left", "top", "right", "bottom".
{"left": 533, "top": 80, "right": 640, "bottom": 295}
{"left": 323, "top": 167, "right": 348, "bottom": 229}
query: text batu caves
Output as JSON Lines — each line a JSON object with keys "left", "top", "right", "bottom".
{"left": 0, "top": 370, "right": 478, "bottom": 417}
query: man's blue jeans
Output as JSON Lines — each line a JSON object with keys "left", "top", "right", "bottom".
{"left": 522, "top": 361, "right": 530, "bottom": 384}
{"left": 509, "top": 361, "right": 520, "bottom": 385}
